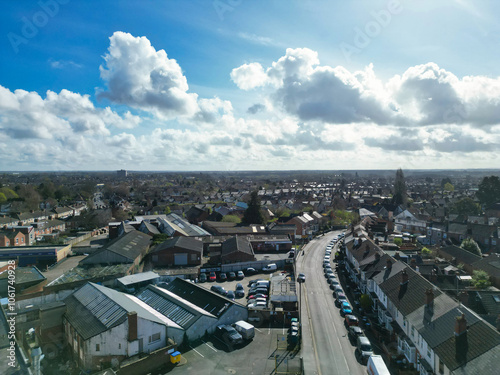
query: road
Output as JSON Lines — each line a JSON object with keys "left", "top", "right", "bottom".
{"left": 297, "top": 231, "right": 365, "bottom": 375}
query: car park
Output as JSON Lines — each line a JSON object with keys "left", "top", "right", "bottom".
{"left": 211, "top": 285, "right": 227, "bottom": 296}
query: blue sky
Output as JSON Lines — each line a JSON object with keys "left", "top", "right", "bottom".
{"left": 1, "top": 0, "right": 500, "bottom": 171}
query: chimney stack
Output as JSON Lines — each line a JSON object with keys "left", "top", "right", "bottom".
{"left": 386, "top": 259, "right": 392, "bottom": 269}
{"left": 375, "top": 253, "right": 381, "bottom": 261}
{"left": 128, "top": 311, "right": 138, "bottom": 341}
{"left": 425, "top": 288, "right": 434, "bottom": 307}
{"left": 410, "top": 258, "right": 417, "bottom": 269}
{"left": 455, "top": 313, "right": 467, "bottom": 336}
{"left": 401, "top": 270, "right": 409, "bottom": 285}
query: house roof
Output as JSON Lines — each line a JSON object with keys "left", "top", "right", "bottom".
{"left": 379, "top": 265, "right": 443, "bottom": 316}
{"left": 471, "top": 253, "right": 500, "bottom": 277}
{"left": 151, "top": 236, "right": 203, "bottom": 254}
{"left": 434, "top": 319, "right": 500, "bottom": 373}
{"left": 64, "top": 282, "right": 180, "bottom": 340}
{"left": 80, "top": 230, "right": 151, "bottom": 265}
{"left": 159, "top": 213, "right": 211, "bottom": 237}
{"left": 439, "top": 245, "right": 482, "bottom": 265}
{"left": 117, "top": 271, "right": 160, "bottom": 286}
{"left": 221, "top": 236, "right": 255, "bottom": 258}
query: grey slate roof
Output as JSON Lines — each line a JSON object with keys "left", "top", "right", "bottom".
{"left": 151, "top": 236, "right": 203, "bottom": 254}
{"left": 439, "top": 245, "right": 482, "bottom": 265}
{"left": 221, "top": 236, "right": 254, "bottom": 257}
{"left": 434, "top": 319, "right": 500, "bottom": 373}
{"left": 379, "top": 265, "right": 443, "bottom": 316}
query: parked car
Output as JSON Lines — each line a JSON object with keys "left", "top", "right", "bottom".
{"left": 348, "top": 326, "right": 364, "bottom": 341}
{"left": 247, "top": 301, "right": 267, "bottom": 310}
{"left": 227, "top": 291, "right": 235, "bottom": 300}
{"left": 336, "top": 293, "right": 348, "bottom": 306}
{"left": 228, "top": 271, "right": 236, "bottom": 280}
{"left": 262, "top": 263, "right": 277, "bottom": 272}
{"left": 247, "top": 293, "right": 267, "bottom": 300}
{"left": 356, "top": 336, "right": 373, "bottom": 363}
{"left": 199, "top": 273, "right": 207, "bottom": 283}
{"left": 248, "top": 278, "right": 265, "bottom": 287}
{"left": 244, "top": 267, "right": 258, "bottom": 276}
{"left": 209, "top": 271, "right": 217, "bottom": 281}
{"left": 248, "top": 288, "right": 268, "bottom": 296}
{"left": 340, "top": 302, "right": 353, "bottom": 316}
{"left": 236, "top": 270, "right": 245, "bottom": 279}
{"left": 247, "top": 297, "right": 266, "bottom": 305}
{"left": 211, "top": 285, "right": 227, "bottom": 296}
{"left": 218, "top": 272, "right": 227, "bottom": 282}
{"left": 215, "top": 325, "right": 243, "bottom": 346}
{"left": 345, "top": 314, "right": 359, "bottom": 327}
{"left": 235, "top": 283, "right": 245, "bottom": 298}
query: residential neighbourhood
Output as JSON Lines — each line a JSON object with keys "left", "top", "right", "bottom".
{"left": 0, "top": 169, "right": 499, "bottom": 375}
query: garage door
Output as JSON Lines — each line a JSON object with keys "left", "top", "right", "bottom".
{"left": 174, "top": 253, "right": 188, "bottom": 265}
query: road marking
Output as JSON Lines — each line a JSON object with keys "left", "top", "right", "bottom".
{"left": 304, "top": 283, "right": 323, "bottom": 375}
{"left": 201, "top": 340, "right": 218, "bottom": 352}
{"left": 189, "top": 346, "right": 204, "bottom": 357}
{"left": 255, "top": 327, "right": 262, "bottom": 332}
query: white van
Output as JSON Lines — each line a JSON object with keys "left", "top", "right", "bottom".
{"left": 234, "top": 321, "right": 255, "bottom": 340}
{"left": 262, "top": 263, "right": 277, "bottom": 272}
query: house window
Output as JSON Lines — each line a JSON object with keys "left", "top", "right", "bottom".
{"left": 190, "top": 254, "right": 197, "bottom": 261}
{"left": 438, "top": 359, "right": 444, "bottom": 374}
{"left": 16, "top": 238, "right": 18, "bottom": 244}
{"left": 411, "top": 326, "right": 415, "bottom": 337}
{"left": 96, "top": 344, "right": 100, "bottom": 352}
{"left": 149, "top": 332, "right": 161, "bottom": 343}
{"left": 118, "top": 343, "right": 121, "bottom": 349}
{"left": 427, "top": 348, "right": 431, "bottom": 358}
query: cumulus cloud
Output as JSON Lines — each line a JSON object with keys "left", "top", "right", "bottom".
{"left": 0, "top": 85, "right": 141, "bottom": 140}
{"left": 247, "top": 103, "right": 266, "bottom": 114}
{"left": 232, "top": 51, "right": 500, "bottom": 128}
{"left": 99, "top": 31, "right": 198, "bottom": 118}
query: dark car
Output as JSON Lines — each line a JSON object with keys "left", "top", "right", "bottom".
{"left": 244, "top": 267, "right": 258, "bottom": 276}
{"left": 235, "top": 283, "right": 245, "bottom": 298}
{"left": 218, "top": 272, "right": 227, "bottom": 282}
{"left": 226, "top": 291, "right": 235, "bottom": 300}
{"left": 199, "top": 273, "right": 207, "bottom": 283}
{"left": 248, "top": 278, "right": 265, "bottom": 287}
{"left": 348, "top": 326, "right": 364, "bottom": 341}
{"left": 228, "top": 271, "right": 236, "bottom": 280}
{"left": 211, "top": 285, "right": 227, "bottom": 296}
{"left": 248, "top": 288, "right": 268, "bottom": 296}
{"left": 215, "top": 325, "right": 243, "bottom": 347}
{"left": 297, "top": 273, "right": 306, "bottom": 282}
{"left": 345, "top": 314, "right": 359, "bottom": 327}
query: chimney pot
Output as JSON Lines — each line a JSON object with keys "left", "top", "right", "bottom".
{"left": 401, "top": 270, "right": 409, "bottom": 284}
{"left": 425, "top": 288, "right": 434, "bottom": 306}
{"left": 455, "top": 313, "right": 468, "bottom": 336}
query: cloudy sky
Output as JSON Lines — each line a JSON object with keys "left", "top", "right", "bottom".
{"left": 1, "top": 0, "right": 500, "bottom": 171}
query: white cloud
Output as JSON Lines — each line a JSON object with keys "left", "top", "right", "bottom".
{"left": 99, "top": 31, "right": 198, "bottom": 118}
{"left": 230, "top": 62, "right": 268, "bottom": 90}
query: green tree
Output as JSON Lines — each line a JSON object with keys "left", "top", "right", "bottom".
{"left": 0, "top": 192, "right": 6, "bottom": 204}
{"left": 471, "top": 270, "right": 491, "bottom": 289}
{"left": 221, "top": 214, "right": 241, "bottom": 224}
{"left": 242, "top": 191, "right": 264, "bottom": 224}
{"left": 360, "top": 294, "right": 372, "bottom": 311}
{"left": 152, "top": 233, "right": 170, "bottom": 245}
{"left": 460, "top": 237, "right": 481, "bottom": 256}
{"left": 394, "top": 237, "right": 403, "bottom": 246}
{"left": 392, "top": 168, "right": 407, "bottom": 206}
{"left": 451, "top": 198, "right": 482, "bottom": 216}
{"left": 443, "top": 182, "right": 454, "bottom": 192}
{"left": 421, "top": 247, "right": 432, "bottom": 256}
{"left": 477, "top": 176, "right": 500, "bottom": 207}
